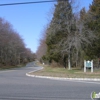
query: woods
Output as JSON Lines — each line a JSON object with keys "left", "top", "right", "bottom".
{"left": 0, "top": 18, "right": 35, "bottom": 68}
{"left": 36, "top": 0, "right": 100, "bottom": 69}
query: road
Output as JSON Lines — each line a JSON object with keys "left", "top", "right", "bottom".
{"left": 0, "top": 62, "right": 99, "bottom": 100}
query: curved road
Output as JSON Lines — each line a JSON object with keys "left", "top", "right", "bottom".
{"left": 0, "top": 62, "right": 99, "bottom": 100}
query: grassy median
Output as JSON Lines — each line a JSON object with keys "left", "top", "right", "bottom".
{"left": 30, "top": 63, "right": 100, "bottom": 78}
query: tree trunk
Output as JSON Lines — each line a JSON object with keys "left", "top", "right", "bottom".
{"left": 68, "top": 53, "right": 71, "bottom": 70}
{"left": 76, "top": 51, "right": 78, "bottom": 67}
{"left": 98, "top": 58, "right": 100, "bottom": 68}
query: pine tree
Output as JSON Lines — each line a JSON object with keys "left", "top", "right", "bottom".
{"left": 80, "top": 7, "right": 87, "bottom": 20}
{"left": 89, "top": 0, "right": 100, "bottom": 32}
{"left": 85, "top": 0, "right": 100, "bottom": 61}
{"left": 46, "top": 0, "right": 97, "bottom": 69}
{"left": 46, "top": 0, "right": 74, "bottom": 69}
{"left": 86, "top": 0, "right": 100, "bottom": 67}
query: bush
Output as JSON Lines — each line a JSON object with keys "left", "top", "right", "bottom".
{"left": 50, "top": 60, "right": 62, "bottom": 68}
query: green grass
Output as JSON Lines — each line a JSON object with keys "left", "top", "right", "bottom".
{"left": 31, "top": 63, "right": 100, "bottom": 78}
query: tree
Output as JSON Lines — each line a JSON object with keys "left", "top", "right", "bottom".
{"left": 0, "top": 17, "right": 35, "bottom": 68}
{"left": 46, "top": 0, "right": 74, "bottom": 68}
{"left": 46, "top": 0, "right": 97, "bottom": 69}
{"left": 36, "top": 27, "right": 47, "bottom": 63}
{"left": 83, "top": 0, "right": 100, "bottom": 67}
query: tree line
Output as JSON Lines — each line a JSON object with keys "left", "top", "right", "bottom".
{"left": 36, "top": 0, "right": 100, "bottom": 69}
{"left": 0, "top": 18, "right": 36, "bottom": 68}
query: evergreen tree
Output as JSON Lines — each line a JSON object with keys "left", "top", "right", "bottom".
{"left": 46, "top": 0, "right": 73, "bottom": 68}
{"left": 45, "top": 0, "right": 97, "bottom": 69}
{"left": 84, "top": 0, "right": 100, "bottom": 61}
{"left": 80, "top": 7, "right": 87, "bottom": 20}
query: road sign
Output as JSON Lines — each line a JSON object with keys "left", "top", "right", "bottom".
{"left": 84, "top": 60, "right": 93, "bottom": 72}
{"left": 86, "top": 61, "right": 91, "bottom": 68}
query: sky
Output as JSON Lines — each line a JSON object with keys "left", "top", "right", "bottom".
{"left": 0, "top": 0, "right": 93, "bottom": 53}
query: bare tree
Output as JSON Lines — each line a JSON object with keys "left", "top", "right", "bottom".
{"left": 36, "top": 26, "right": 48, "bottom": 62}
{"left": 0, "top": 17, "right": 34, "bottom": 68}
{"left": 60, "top": 15, "right": 97, "bottom": 69}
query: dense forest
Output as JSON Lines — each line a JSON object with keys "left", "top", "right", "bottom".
{"left": 0, "top": 18, "right": 36, "bottom": 68}
{"left": 36, "top": 0, "right": 100, "bottom": 69}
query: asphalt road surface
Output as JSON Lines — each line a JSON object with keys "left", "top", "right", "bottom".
{"left": 0, "top": 62, "right": 100, "bottom": 100}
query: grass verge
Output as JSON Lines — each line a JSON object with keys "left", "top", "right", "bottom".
{"left": 30, "top": 63, "right": 100, "bottom": 78}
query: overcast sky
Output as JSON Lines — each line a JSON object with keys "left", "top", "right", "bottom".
{"left": 0, "top": 0, "right": 93, "bottom": 53}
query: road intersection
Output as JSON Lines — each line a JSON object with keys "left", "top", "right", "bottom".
{"left": 0, "top": 62, "right": 99, "bottom": 100}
